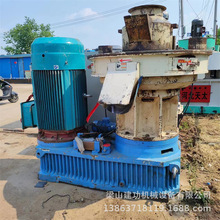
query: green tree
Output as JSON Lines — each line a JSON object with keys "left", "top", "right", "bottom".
{"left": 2, "top": 17, "right": 54, "bottom": 54}
{"left": 217, "top": 28, "right": 220, "bottom": 45}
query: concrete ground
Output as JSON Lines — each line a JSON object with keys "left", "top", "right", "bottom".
{"left": 0, "top": 84, "right": 106, "bottom": 219}
{"left": 0, "top": 84, "right": 218, "bottom": 220}
{"left": 0, "top": 84, "right": 177, "bottom": 220}
{"left": 0, "top": 84, "right": 36, "bottom": 131}
{"left": 0, "top": 131, "right": 186, "bottom": 220}
{"left": 0, "top": 84, "right": 170, "bottom": 220}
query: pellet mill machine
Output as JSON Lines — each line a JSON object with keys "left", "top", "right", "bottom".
{"left": 21, "top": 5, "right": 211, "bottom": 194}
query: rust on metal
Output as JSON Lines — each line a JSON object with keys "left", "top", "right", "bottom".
{"left": 38, "top": 127, "right": 86, "bottom": 143}
{"left": 98, "top": 45, "right": 113, "bottom": 54}
{"left": 124, "top": 14, "right": 152, "bottom": 42}
{"left": 188, "top": 38, "right": 207, "bottom": 50}
{"left": 128, "top": 5, "right": 166, "bottom": 14}
{"left": 89, "top": 49, "right": 213, "bottom": 58}
{"left": 171, "top": 23, "right": 178, "bottom": 29}
{"left": 172, "top": 36, "right": 176, "bottom": 49}
{"left": 122, "top": 4, "right": 174, "bottom": 51}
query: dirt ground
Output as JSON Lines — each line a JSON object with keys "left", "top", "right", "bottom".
{"left": 0, "top": 84, "right": 219, "bottom": 220}
{"left": 0, "top": 84, "right": 36, "bottom": 131}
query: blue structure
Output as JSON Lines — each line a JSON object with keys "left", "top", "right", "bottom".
{"left": 21, "top": 37, "right": 180, "bottom": 195}
{"left": 36, "top": 135, "right": 180, "bottom": 193}
{"left": 92, "top": 117, "right": 116, "bottom": 133}
{"left": 20, "top": 100, "right": 38, "bottom": 129}
{"left": 31, "top": 37, "right": 87, "bottom": 133}
{"left": 0, "top": 54, "right": 31, "bottom": 79}
{"left": 184, "top": 106, "right": 220, "bottom": 114}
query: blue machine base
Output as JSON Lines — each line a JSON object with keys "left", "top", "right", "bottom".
{"left": 36, "top": 135, "right": 181, "bottom": 194}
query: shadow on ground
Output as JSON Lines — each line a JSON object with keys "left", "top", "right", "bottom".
{"left": 0, "top": 120, "right": 22, "bottom": 129}
{"left": 0, "top": 102, "right": 9, "bottom": 106}
{"left": 0, "top": 144, "right": 106, "bottom": 220}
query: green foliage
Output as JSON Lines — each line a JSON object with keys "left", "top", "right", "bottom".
{"left": 2, "top": 17, "right": 54, "bottom": 54}
{"left": 217, "top": 28, "right": 220, "bottom": 45}
{"left": 188, "top": 162, "right": 198, "bottom": 191}
{"left": 187, "top": 163, "right": 210, "bottom": 205}
{"left": 179, "top": 121, "right": 189, "bottom": 131}
{"left": 186, "top": 138, "right": 194, "bottom": 147}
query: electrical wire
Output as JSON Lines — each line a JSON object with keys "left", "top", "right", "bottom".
{"left": 51, "top": 10, "right": 126, "bottom": 28}
{"left": 50, "top": 0, "right": 166, "bottom": 28}
{"left": 86, "top": 102, "right": 100, "bottom": 123}
{"left": 202, "top": 0, "right": 205, "bottom": 11}
{"left": 184, "top": 0, "right": 210, "bottom": 30}
{"left": 205, "top": 0, "right": 215, "bottom": 27}
{"left": 178, "top": 83, "right": 194, "bottom": 126}
{"left": 180, "top": 0, "right": 211, "bottom": 36}
{"left": 201, "top": 0, "right": 205, "bottom": 19}
{"left": 51, "top": 4, "right": 146, "bottom": 28}
{"left": 51, "top": 0, "right": 148, "bottom": 26}
{"left": 203, "top": 0, "right": 210, "bottom": 22}
{"left": 186, "top": 0, "right": 199, "bottom": 18}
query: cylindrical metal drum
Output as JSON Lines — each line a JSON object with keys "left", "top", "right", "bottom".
{"left": 122, "top": 5, "right": 175, "bottom": 51}
{"left": 31, "top": 37, "right": 87, "bottom": 142}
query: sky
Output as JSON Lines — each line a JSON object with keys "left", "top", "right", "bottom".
{"left": 0, "top": 0, "right": 219, "bottom": 54}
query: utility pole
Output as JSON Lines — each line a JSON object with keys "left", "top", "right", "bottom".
{"left": 180, "top": 0, "right": 185, "bottom": 39}
{"left": 213, "top": 0, "right": 218, "bottom": 38}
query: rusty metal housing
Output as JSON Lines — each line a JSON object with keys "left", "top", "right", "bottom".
{"left": 122, "top": 5, "right": 177, "bottom": 51}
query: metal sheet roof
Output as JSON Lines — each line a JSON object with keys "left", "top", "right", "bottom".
{"left": 0, "top": 54, "right": 31, "bottom": 59}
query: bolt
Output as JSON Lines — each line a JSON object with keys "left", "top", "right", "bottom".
{"left": 172, "top": 167, "right": 178, "bottom": 179}
{"left": 119, "top": 182, "right": 124, "bottom": 187}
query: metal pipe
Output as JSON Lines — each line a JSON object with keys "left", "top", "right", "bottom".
{"left": 180, "top": 0, "right": 185, "bottom": 39}
{"left": 213, "top": 0, "right": 218, "bottom": 38}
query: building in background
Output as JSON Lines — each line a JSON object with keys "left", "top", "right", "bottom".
{"left": 0, "top": 54, "right": 31, "bottom": 79}
{"left": 179, "top": 39, "right": 220, "bottom": 114}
